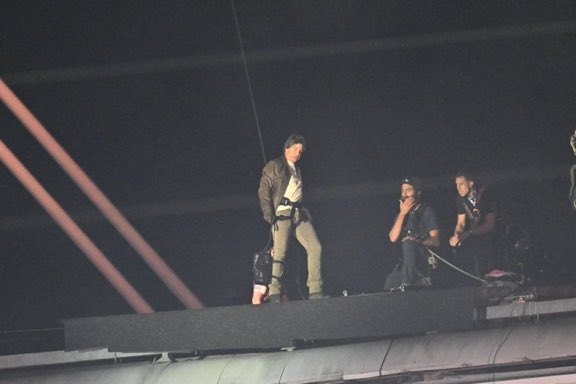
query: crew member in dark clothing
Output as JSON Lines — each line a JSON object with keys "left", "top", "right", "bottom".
{"left": 449, "top": 171, "right": 498, "bottom": 285}
{"left": 384, "top": 177, "right": 440, "bottom": 290}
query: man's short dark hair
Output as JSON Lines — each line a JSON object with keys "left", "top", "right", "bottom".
{"left": 454, "top": 170, "right": 474, "bottom": 182}
{"left": 284, "top": 134, "right": 306, "bottom": 151}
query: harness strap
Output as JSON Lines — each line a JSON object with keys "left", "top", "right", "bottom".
{"left": 280, "top": 197, "right": 303, "bottom": 218}
{"left": 270, "top": 260, "right": 284, "bottom": 282}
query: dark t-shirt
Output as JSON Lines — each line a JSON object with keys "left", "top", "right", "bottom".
{"left": 456, "top": 186, "right": 496, "bottom": 231}
{"left": 401, "top": 203, "right": 439, "bottom": 240}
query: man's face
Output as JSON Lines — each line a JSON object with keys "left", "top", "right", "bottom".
{"left": 401, "top": 183, "right": 417, "bottom": 201}
{"left": 455, "top": 176, "right": 473, "bottom": 198}
{"left": 284, "top": 143, "right": 304, "bottom": 163}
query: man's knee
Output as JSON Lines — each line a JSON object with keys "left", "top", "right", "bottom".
{"left": 301, "top": 237, "right": 321, "bottom": 257}
{"left": 272, "top": 246, "right": 288, "bottom": 261}
{"left": 310, "top": 241, "right": 322, "bottom": 256}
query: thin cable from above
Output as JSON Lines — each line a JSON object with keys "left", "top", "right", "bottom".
{"left": 231, "top": 0, "right": 267, "bottom": 166}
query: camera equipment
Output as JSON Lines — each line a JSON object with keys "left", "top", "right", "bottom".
{"left": 252, "top": 248, "right": 273, "bottom": 286}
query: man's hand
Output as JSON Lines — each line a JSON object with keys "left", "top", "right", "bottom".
{"left": 449, "top": 234, "right": 460, "bottom": 247}
{"left": 449, "top": 230, "right": 472, "bottom": 247}
{"left": 401, "top": 235, "right": 420, "bottom": 243}
{"left": 398, "top": 197, "right": 416, "bottom": 216}
{"left": 265, "top": 215, "right": 277, "bottom": 225}
{"left": 389, "top": 197, "right": 419, "bottom": 243}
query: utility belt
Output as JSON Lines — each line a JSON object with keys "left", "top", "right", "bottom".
{"left": 280, "top": 197, "right": 302, "bottom": 208}
{"left": 277, "top": 197, "right": 303, "bottom": 220}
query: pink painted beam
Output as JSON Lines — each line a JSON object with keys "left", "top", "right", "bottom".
{"left": 0, "top": 78, "right": 203, "bottom": 309}
{"left": 0, "top": 140, "right": 154, "bottom": 314}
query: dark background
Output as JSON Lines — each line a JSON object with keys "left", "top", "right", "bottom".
{"left": 1, "top": 0, "right": 575, "bottom": 334}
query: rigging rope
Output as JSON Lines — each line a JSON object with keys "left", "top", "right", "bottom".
{"left": 231, "top": 0, "right": 267, "bottom": 166}
{"left": 427, "top": 248, "right": 488, "bottom": 284}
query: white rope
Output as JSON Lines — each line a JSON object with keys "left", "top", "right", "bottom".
{"left": 426, "top": 248, "right": 487, "bottom": 284}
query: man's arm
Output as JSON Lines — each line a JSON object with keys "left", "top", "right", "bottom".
{"left": 388, "top": 212, "right": 407, "bottom": 243}
{"left": 419, "top": 206, "right": 441, "bottom": 247}
{"left": 449, "top": 213, "right": 467, "bottom": 247}
{"left": 257, "top": 163, "right": 276, "bottom": 224}
{"left": 467, "top": 212, "right": 496, "bottom": 237}
{"left": 421, "top": 229, "right": 440, "bottom": 247}
{"left": 451, "top": 212, "right": 497, "bottom": 246}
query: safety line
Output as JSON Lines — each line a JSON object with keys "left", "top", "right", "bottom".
{"left": 427, "top": 248, "right": 487, "bottom": 284}
{"left": 231, "top": 0, "right": 267, "bottom": 166}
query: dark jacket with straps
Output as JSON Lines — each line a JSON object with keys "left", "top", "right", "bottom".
{"left": 258, "top": 155, "right": 299, "bottom": 224}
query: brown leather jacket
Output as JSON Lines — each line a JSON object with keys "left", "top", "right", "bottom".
{"left": 258, "top": 155, "right": 295, "bottom": 224}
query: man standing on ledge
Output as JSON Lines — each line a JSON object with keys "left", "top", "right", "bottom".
{"left": 258, "top": 134, "right": 323, "bottom": 302}
{"left": 449, "top": 171, "right": 498, "bottom": 285}
{"left": 384, "top": 177, "right": 440, "bottom": 291}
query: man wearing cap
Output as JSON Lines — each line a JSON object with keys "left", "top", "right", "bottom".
{"left": 258, "top": 134, "right": 323, "bottom": 302}
{"left": 384, "top": 177, "right": 440, "bottom": 291}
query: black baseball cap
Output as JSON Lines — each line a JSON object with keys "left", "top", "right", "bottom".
{"left": 401, "top": 177, "right": 423, "bottom": 191}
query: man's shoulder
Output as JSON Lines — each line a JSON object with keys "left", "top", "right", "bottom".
{"left": 422, "top": 203, "right": 436, "bottom": 213}
{"left": 421, "top": 204, "right": 438, "bottom": 218}
{"left": 478, "top": 187, "right": 498, "bottom": 212}
{"left": 263, "top": 156, "right": 286, "bottom": 173}
{"left": 455, "top": 195, "right": 468, "bottom": 208}
{"left": 417, "top": 203, "right": 439, "bottom": 230}
{"left": 455, "top": 195, "right": 466, "bottom": 204}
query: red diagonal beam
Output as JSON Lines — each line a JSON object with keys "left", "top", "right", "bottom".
{"left": 0, "top": 78, "right": 203, "bottom": 309}
{"left": 0, "top": 140, "right": 154, "bottom": 314}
